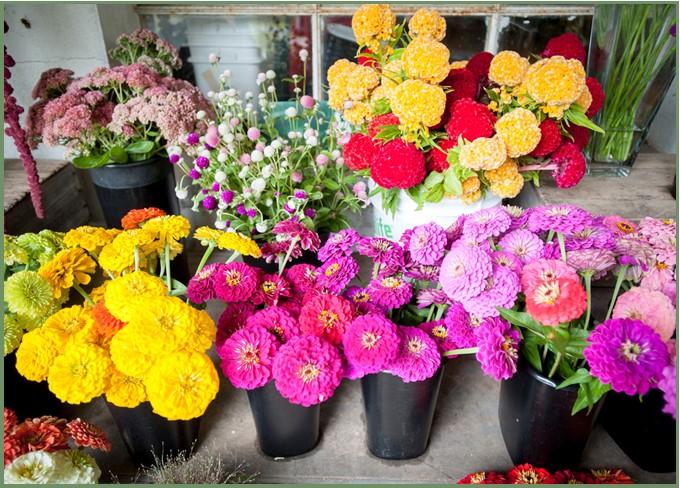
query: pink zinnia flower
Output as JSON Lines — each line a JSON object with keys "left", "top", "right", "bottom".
{"left": 462, "top": 207, "right": 511, "bottom": 243}
{"left": 602, "top": 215, "right": 637, "bottom": 236}
{"left": 317, "top": 255, "right": 360, "bottom": 293}
{"left": 419, "top": 319, "right": 457, "bottom": 354}
{"left": 272, "top": 335, "right": 344, "bottom": 406}
{"left": 445, "top": 302, "right": 478, "bottom": 349}
{"left": 613, "top": 287, "right": 676, "bottom": 342}
{"left": 498, "top": 229, "right": 544, "bottom": 264}
{"left": 659, "top": 363, "right": 676, "bottom": 419}
{"left": 525, "top": 277, "right": 587, "bottom": 326}
{"left": 463, "top": 264, "right": 520, "bottom": 318}
{"left": 474, "top": 317, "right": 520, "bottom": 381}
{"left": 345, "top": 286, "right": 385, "bottom": 315}
{"left": 343, "top": 314, "right": 401, "bottom": 374}
{"left": 298, "top": 294, "right": 354, "bottom": 345}
{"left": 387, "top": 326, "right": 441, "bottom": 383}
{"left": 492, "top": 251, "right": 523, "bottom": 276}
{"left": 285, "top": 264, "right": 318, "bottom": 295}
{"left": 214, "top": 262, "right": 258, "bottom": 302}
{"left": 252, "top": 274, "right": 292, "bottom": 306}
{"left": 216, "top": 302, "right": 256, "bottom": 349}
{"left": 416, "top": 288, "right": 450, "bottom": 308}
{"left": 367, "top": 275, "right": 413, "bottom": 310}
{"left": 408, "top": 223, "right": 448, "bottom": 265}
{"left": 245, "top": 306, "right": 301, "bottom": 342}
{"left": 273, "top": 217, "right": 321, "bottom": 251}
{"left": 640, "top": 264, "right": 675, "bottom": 298}
{"left": 187, "top": 263, "right": 223, "bottom": 304}
{"left": 219, "top": 325, "right": 280, "bottom": 390}
{"left": 357, "top": 237, "right": 404, "bottom": 274}
{"left": 439, "top": 244, "right": 493, "bottom": 302}
{"left": 520, "top": 258, "right": 579, "bottom": 293}
{"left": 318, "top": 229, "right": 361, "bottom": 261}
{"left": 527, "top": 204, "right": 593, "bottom": 235}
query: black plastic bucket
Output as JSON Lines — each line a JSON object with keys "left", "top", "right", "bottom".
{"left": 107, "top": 402, "right": 201, "bottom": 466}
{"left": 498, "top": 359, "right": 603, "bottom": 470}
{"left": 361, "top": 368, "right": 444, "bottom": 460}
{"left": 4, "top": 354, "right": 64, "bottom": 419}
{"left": 89, "top": 157, "right": 179, "bottom": 227}
{"left": 246, "top": 381, "right": 320, "bottom": 458}
{"left": 600, "top": 389, "right": 676, "bottom": 473}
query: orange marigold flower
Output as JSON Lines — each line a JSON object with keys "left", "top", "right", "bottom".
{"left": 121, "top": 207, "right": 167, "bottom": 230}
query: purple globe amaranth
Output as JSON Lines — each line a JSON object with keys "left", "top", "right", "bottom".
{"left": 221, "top": 189, "right": 235, "bottom": 204}
{"left": 195, "top": 156, "right": 209, "bottom": 169}
{"left": 202, "top": 195, "right": 218, "bottom": 210}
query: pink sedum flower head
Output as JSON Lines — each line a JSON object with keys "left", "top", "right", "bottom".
{"left": 317, "top": 255, "right": 360, "bottom": 293}
{"left": 520, "top": 258, "right": 579, "bottom": 293}
{"left": 367, "top": 276, "right": 413, "bottom": 310}
{"left": 408, "top": 223, "right": 448, "bottom": 265}
{"left": 216, "top": 302, "right": 256, "bottom": 349}
{"left": 187, "top": 263, "right": 223, "bottom": 304}
{"left": 285, "top": 264, "right": 318, "bottom": 295}
{"left": 298, "top": 294, "right": 354, "bottom": 345}
{"left": 419, "top": 319, "right": 457, "bottom": 354}
{"left": 462, "top": 207, "right": 511, "bottom": 243}
{"left": 245, "top": 306, "right": 301, "bottom": 342}
{"left": 498, "top": 229, "right": 544, "bottom": 265}
{"left": 343, "top": 314, "right": 401, "bottom": 374}
{"left": 584, "top": 318, "right": 669, "bottom": 396}
{"left": 440, "top": 244, "right": 493, "bottom": 302}
{"left": 387, "top": 326, "right": 441, "bottom": 383}
{"left": 272, "top": 335, "right": 344, "bottom": 406}
{"left": 214, "top": 262, "right": 258, "bottom": 302}
{"left": 525, "top": 277, "right": 587, "bottom": 326}
{"left": 475, "top": 317, "right": 520, "bottom": 381}
{"left": 463, "top": 264, "right": 520, "bottom": 318}
{"left": 219, "top": 325, "right": 280, "bottom": 390}
{"left": 318, "top": 229, "right": 361, "bottom": 262}
{"left": 613, "top": 287, "right": 676, "bottom": 342}
{"left": 445, "top": 302, "right": 478, "bottom": 349}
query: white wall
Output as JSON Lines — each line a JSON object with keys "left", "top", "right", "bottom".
{"left": 647, "top": 75, "right": 677, "bottom": 154}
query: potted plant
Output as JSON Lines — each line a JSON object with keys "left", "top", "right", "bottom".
{"left": 330, "top": 6, "right": 604, "bottom": 239}
{"left": 25, "top": 29, "right": 212, "bottom": 226}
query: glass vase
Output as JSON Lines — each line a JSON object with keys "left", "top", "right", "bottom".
{"left": 586, "top": 5, "right": 677, "bottom": 176}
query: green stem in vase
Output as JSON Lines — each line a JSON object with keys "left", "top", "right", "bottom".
{"left": 606, "top": 264, "right": 628, "bottom": 320}
{"left": 195, "top": 243, "right": 216, "bottom": 274}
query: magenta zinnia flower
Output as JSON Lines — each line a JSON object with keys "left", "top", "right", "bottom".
{"left": 219, "top": 325, "right": 279, "bottom": 390}
{"left": 659, "top": 363, "right": 676, "bottom": 419}
{"left": 613, "top": 287, "right": 676, "bottom": 342}
{"left": 408, "top": 223, "right": 447, "bottom": 265}
{"left": 272, "top": 217, "right": 321, "bottom": 251}
{"left": 357, "top": 237, "right": 404, "bottom": 274}
{"left": 404, "top": 263, "right": 441, "bottom": 282}
{"left": 245, "top": 306, "right": 301, "bottom": 342}
{"left": 566, "top": 248, "right": 616, "bottom": 279}
{"left": 298, "top": 294, "right": 354, "bottom": 345}
{"left": 462, "top": 207, "right": 511, "bottom": 243}
{"left": 416, "top": 288, "right": 450, "bottom": 308}
{"left": 214, "top": 262, "right": 258, "bottom": 302}
{"left": 345, "top": 286, "right": 385, "bottom": 315}
{"left": 387, "top": 326, "right": 441, "bottom": 383}
{"left": 252, "top": 274, "right": 292, "bottom": 306}
{"left": 367, "top": 276, "right": 413, "bottom": 309}
{"left": 187, "top": 263, "right": 223, "bottom": 304}
{"left": 216, "top": 302, "right": 256, "bottom": 349}
{"left": 419, "top": 319, "right": 457, "bottom": 353}
{"left": 492, "top": 251, "right": 523, "bottom": 276}
{"left": 445, "top": 302, "right": 478, "bottom": 349}
{"left": 463, "top": 264, "right": 520, "bottom": 318}
{"left": 439, "top": 244, "right": 493, "bottom": 302}
{"left": 317, "top": 255, "right": 360, "bottom": 293}
{"left": 527, "top": 204, "right": 593, "bottom": 235}
{"left": 584, "top": 318, "right": 669, "bottom": 396}
{"left": 272, "top": 335, "right": 344, "bottom": 406}
{"left": 318, "top": 229, "right": 361, "bottom": 261}
{"left": 498, "top": 229, "right": 544, "bottom": 264}
{"left": 474, "top": 317, "right": 520, "bottom": 381}
{"left": 504, "top": 205, "right": 529, "bottom": 231}
{"left": 343, "top": 314, "right": 401, "bottom": 374}
{"left": 284, "top": 264, "right": 318, "bottom": 295}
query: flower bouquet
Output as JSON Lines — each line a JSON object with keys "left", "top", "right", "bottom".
{"left": 457, "top": 464, "right": 634, "bottom": 484}
{"left": 174, "top": 56, "right": 363, "bottom": 242}
{"left": 329, "top": 5, "right": 604, "bottom": 238}
{"left": 4, "top": 408, "right": 110, "bottom": 484}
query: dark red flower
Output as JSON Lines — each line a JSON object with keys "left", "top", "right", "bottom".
{"left": 445, "top": 98, "right": 496, "bottom": 142}
{"left": 426, "top": 138, "right": 457, "bottom": 172}
{"left": 458, "top": 471, "right": 508, "bottom": 484}
{"left": 367, "top": 113, "right": 400, "bottom": 138}
{"left": 542, "top": 32, "right": 586, "bottom": 64}
{"left": 553, "top": 469, "right": 595, "bottom": 484}
{"left": 358, "top": 48, "right": 377, "bottom": 68}
{"left": 443, "top": 68, "right": 479, "bottom": 107}
{"left": 4, "top": 408, "right": 18, "bottom": 432}
{"left": 65, "top": 418, "right": 111, "bottom": 452}
{"left": 585, "top": 77, "right": 605, "bottom": 118}
{"left": 589, "top": 468, "right": 634, "bottom": 484}
{"left": 11, "top": 417, "right": 69, "bottom": 454}
{"left": 371, "top": 138, "right": 426, "bottom": 189}
{"left": 568, "top": 124, "right": 591, "bottom": 150}
{"left": 507, "top": 464, "right": 554, "bottom": 484}
{"left": 343, "top": 133, "right": 377, "bottom": 171}
{"left": 551, "top": 141, "right": 586, "bottom": 188}
{"left": 466, "top": 51, "right": 494, "bottom": 83}
{"left": 531, "top": 118, "right": 562, "bottom": 157}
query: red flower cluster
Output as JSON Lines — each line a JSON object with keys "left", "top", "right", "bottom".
{"left": 445, "top": 98, "right": 496, "bottom": 142}
{"left": 530, "top": 119, "right": 561, "bottom": 158}
{"left": 541, "top": 32, "right": 587, "bottom": 64}
{"left": 466, "top": 51, "right": 494, "bottom": 83}
{"left": 371, "top": 138, "right": 426, "bottom": 189}
{"left": 121, "top": 206, "right": 167, "bottom": 229}
{"left": 458, "top": 464, "right": 634, "bottom": 484}
{"left": 443, "top": 68, "right": 479, "bottom": 108}
{"left": 586, "top": 77, "right": 605, "bottom": 118}
{"left": 367, "top": 113, "right": 400, "bottom": 138}
{"left": 427, "top": 138, "right": 457, "bottom": 173}
{"left": 344, "top": 133, "right": 377, "bottom": 171}
{"left": 550, "top": 142, "right": 587, "bottom": 189}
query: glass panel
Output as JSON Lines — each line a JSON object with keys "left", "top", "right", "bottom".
{"left": 496, "top": 15, "right": 592, "bottom": 56}
{"left": 139, "top": 14, "right": 312, "bottom": 98}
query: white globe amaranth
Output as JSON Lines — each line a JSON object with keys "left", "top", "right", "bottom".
{"left": 251, "top": 177, "right": 266, "bottom": 194}
{"left": 175, "top": 186, "right": 189, "bottom": 200}
{"left": 215, "top": 219, "right": 227, "bottom": 230}
{"left": 217, "top": 152, "right": 228, "bottom": 163}
{"left": 256, "top": 222, "right": 268, "bottom": 233}
{"left": 214, "top": 170, "right": 227, "bottom": 182}
{"left": 284, "top": 107, "right": 298, "bottom": 118}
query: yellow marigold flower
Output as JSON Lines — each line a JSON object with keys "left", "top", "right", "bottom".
{"left": 485, "top": 159, "right": 525, "bottom": 198}
{"left": 391, "top": 79, "right": 446, "bottom": 130}
{"left": 461, "top": 189, "right": 482, "bottom": 205}
{"left": 459, "top": 136, "right": 507, "bottom": 171}
{"left": 38, "top": 248, "right": 96, "bottom": 299}
{"left": 142, "top": 215, "right": 191, "bottom": 249}
{"left": 343, "top": 101, "right": 372, "bottom": 125}
{"left": 42, "top": 305, "right": 92, "bottom": 336}
{"left": 408, "top": 8, "right": 447, "bottom": 41}
{"left": 89, "top": 282, "right": 108, "bottom": 304}
{"left": 193, "top": 226, "right": 225, "bottom": 246}
{"left": 351, "top": 4, "right": 396, "bottom": 51}
{"left": 47, "top": 343, "right": 111, "bottom": 404}
{"left": 217, "top": 231, "right": 261, "bottom": 258}
{"left": 488, "top": 51, "right": 529, "bottom": 87}
{"left": 542, "top": 103, "right": 569, "bottom": 119}
{"left": 450, "top": 60, "right": 468, "bottom": 69}
{"left": 327, "top": 59, "right": 355, "bottom": 85}
{"left": 144, "top": 351, "right": 219, "bottom": 421}
{"left": 104, "top": 271, "right": 168, "bottom": 322}
{"left": 106, "top": 367, "right": 147, "bottom": 408}
{"left": 402, "top": 37, "right": 451, "bottom": 84}
{"left": 494, "top": 107, "right": 542, "bottom": 157}
{"left": 526, "top": 56, "right": 585, "bottom": 106}
{"left": 15, "top": 328, "right": 67, "bottom": 382}
{"left": 574, "top": 85, "right": 592, "bottom": 112}
{"left": 174, "top": 308, "right": 216, "bottom": 353}
{"left": 63, "top": 226, "right": 116, "bottom": 253}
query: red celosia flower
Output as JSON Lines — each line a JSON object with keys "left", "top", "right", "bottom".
{"left": 445, "top": 98, "right": 496, "bottom": 142}
{"left": 358, "top": 48, "right": 377, "bottom": 68}
{"left": 367, "top": 113, "right": 401, "bottom": 138}
{"left": 298, "top": 294, "right": 354, "bottom": 345}
{"left": 542, "top": 32, "right": 586, "bottom": 64}
{"left": 525, "top": 276, "right": 588, "bottom": 326}
{"left": 589, "top": 468, "right": 634, "bottom": 484}
{"left": 507, "top": 464, "right": 554, "bottom": 484}
{"left": 530, "top": 118, "right": 562, "bottom": 157}
{"left": 4, "top": 408, "right": 18, "bottom": 432}
{"left": 65, "top": 418, "right": 112, "bottom": 452}
{"left": 568, "top": 124, "right": 591, "bottom": 150}
{"left": 426, "top": 138, "right": 457, "bottom": 172}
{"left": 466, "top": 51, "right": 494, "bottom": 82}
{"left": 343, "top": 133, "right": 377, "bottom": 171}
{"left": 551, "top": 142, "right": 586, "bottom": 189}
{"left": 121, "top": 207, "right": 167, "bottom": 229}
{"left": 458, "top": 471, "right": 508, "bottom": 484}
{"left": 92, "top": 299, "right": 126, "bottom": 340}
{"left": 442, "top": 68, "right": 478, "bottom": 107}
{"left": 553, "top": 469, "right": 595, "bottom": 484}
{"left": 585, "top": 77, "right": 605, "bottom": 118}
{"left": 371, "top": 138, "right": 426, "bottom": 189}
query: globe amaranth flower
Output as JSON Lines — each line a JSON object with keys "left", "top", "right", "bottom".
{"left": 299, "top": 294, "right": 354, "bottom": 345}
{"left": 458, "top": 471, "right": 508, "bottom": 484}
{"left": 488, "top": 51, "right": 529, "bottom": 87}
{"left": 440, "top": 244, "right": 493, "bottom": 302}
{"left": 357, "top": 236, "right": 405, "bottom": 273}
{"left": 4, "top": 270, "right": 55, "bottom": 319}
{"left": 367, "top": 276, "right": 413, "bottom": 310}
{"left": 390, "top": 79, "right": 446, "bottom": 130}
{"left": 273, "top": 335, "right": 344, "bottom": 406}
{"left": 343, "top": 314, "right": 401, "bottom": 373}
{"left": 475, "top": 317, "right": 520, "bottom": 381}
{"left": 484, "top": 159, "right": 525, "bottom": 199}
{"left": 584, "top": 318, "right": 669, "bottom": 396}
{"left": 445, "top": 98, "right": 496, "bottom": 143}
{"left": 252, "top": 274, "right": 292, "bottom": 306}
{"left": 527, "top": 204, "right": 593, "bottom": 235}
{"left": 613, "top": 287, "right": 676, "bottom": 342}
{"left": 419, "top": 319, "right": 457, "bottom": 354}
{"left": 526, "top": 56, "right": 585, "bottom": 107}
{"left": 444, "top": 302, "right": 478, "bottom": 349}
{"left": 387, "top": 326, "right": 441, "bottom": 382}
{"left": 214, "top": 262, "right": 258, "bottom": 302}
{"left": 38, "top": 248, "right": 96, "bottom": 299}
{"left": 494, "top": 108, "right": 541, "bottom": 157}
{"left": 351, "top": 3, "right": 395, "bottom": 51}
{"left": 318, "top": 229, "right": 361, "bottom": 262}
{"left": 219, "top": 325, "right": 279, "bottom": 390}
{"left": 317, "top": 255, "right": 360, "bottom": 293}
{"left": 408, "top": 223, "right": 447, "bottom": 265}
{"left": 187, "top": 262, "right": 223, "bottom": 304}
{"left": 216, "top": 302, "right": 256, "bottom": 349}
{"left": 507, "top": 464, "right": 554, "bottom": 484}
{"left": 408, "top": 8, "right": 446, "bottom": 41}
{"left": 659, "top": 363, "right": 676, "bottom": 419}
{"left": 245, "top": 306, "right": 300, "bottom": 343}
{"left": 47, "top": 343, "right": 112, "bottom": 404}
{"left": 463, "top": 264, "right": 521, "bottom": 318}
{"left": 498, "top": 229, "right": 544, "bottom": 265}
{"left": 462, "top": 207, "right": 511, "bottom": 243}
{"left": 458, "top": 135, "right": 507, "bottom": 171}
{"left": 525, "top": 276, "right": 587, "bottom": 326}
{"left": 402, "top": 37, "right": 450, "bottom": 84}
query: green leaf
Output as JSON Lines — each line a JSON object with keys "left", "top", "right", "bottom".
{"left": 372, "top": 98, "right": 391, "bottom": 116}
{"left": 374, "top": 125, "right": 401, "bottom": 142}
{"left": 446, "top": 148, "right": 460, "bottom": 165}
{"left": 423, "top": 185, "right": 444, "bottom": 203}
{"left": 521, "top": 335, "right": 543, "bottom": 373}
{"left": 565, "top": 106, "right": 604, "bottom": 133}
{"left": 565, "top": 328, "right": 589, "bottom": 357}
{"left": 309, "top": 191, "right": 324, "bottom": 200}
{"left": 406, "top": 185, "right": 425, "bottom": 210}
{"left": 549, "top": 325, "right": 571, "bottom": 355}
{"left": 72, "top": 153, "right": 110, "bottom": 169}
{"left": 556, "top": 368, "right": 592, "bottom": 389}
{"left": 323, "top": 178, "right": 340, "bottom": 191}
{"left": 443, "top": 169, "right": 462, "bottom": 195}
{"left": 109, "top": 146, "right": 129, "bottom": 164}
{"left": 423, "top": 171, "right": 444, "bottom": 189}
{"left": 125, "top": 140, "right": 155, "bottom": 154}
{"left": 572, "top": 378, "right": 610, "bottom": 415}
{"left": 498, "top": 308, "right": 545, "bottom": 336}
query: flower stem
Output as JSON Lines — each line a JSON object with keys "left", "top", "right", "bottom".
{"left": 225, "top": 252, "right": 240, "bottom": 264}
{"left": 548, "top": 352, "right": 562, "bottom": 378}
{"left": 547, "top": 229, "right": 555, "bottom": 243}
{"left": 557, "top": 232, "right": 567, "bottom": 262}
{"left": 195, "top": 243, "right": 216, "bottom": 274}
{"left": 278, "top": 236, "right": 299, "bottom": 276}
{"left": 606, "top": 264, "right": 628, "bottom": 320}
{"left": 583, "top": 272, "right": 593, "bottom": 330}
{"left": 443, "top": 346, "right": 480, "bottom": 357}
{"left": 73, "top": 283, "right": 94, "bottom": 306}
{"left": 134, "top": 246, "right": 140, "bottom": 272}
{"left": 164, "top": 243, "right": 172, "bottom": 291}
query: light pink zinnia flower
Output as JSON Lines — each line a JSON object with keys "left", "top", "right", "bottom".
{"left": 613, "top": 287, "right": 676, "bottom": 341}
{"left": 520, "top": 258, "right": 579, "bottom": 293}
{"left": 498, "top": 229, "right": 544, "bottom": 264}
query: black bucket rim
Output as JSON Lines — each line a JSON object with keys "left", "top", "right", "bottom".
{"left": 91, "top": 157, "right": 161, "bottom": 171}
{"left": 519, "top": 358, "right": 579, "bottom": 392}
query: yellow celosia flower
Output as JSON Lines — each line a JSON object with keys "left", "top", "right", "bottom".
{"left": 574, "top": 85, "right": 592, "bottom": 112}
{"left": 47, "top": 343, "right": 111, "bottom": 404}
{"left": 63, "top": 226, "right": 117, "bottom": 253}
{"left": 193, "top": 226, "right": 225, "bottom": 246}
{"left": 328, "top": 88, "right": 348, "bottom": 111}
{"left": 450, "top": 60, "right": 468, "bottom": 69}
{"left": 391, "top": 79, "right": 446, "bottom": 130}
{"left": 343, "top": 101, "right": 372, "bottom": 125}
{"left": 42, "top": 305, "right": 92, "bottom": 336}
{"left": 460, "top": 176, "right": 482, "bottom": 204}
{"left": 351, "top": 4, "right": 396, "bottom": 51}
{"left": 104, "top": 271, "right": 168, "bottom": 322}
{"left": 217, "top": 231, "right": 261, "bottom": 258}
{"left": 542, "top": 103, "right": 569, "bottom": 119}
{"left": 370, "top": 84, "right": 392, "bottom": 102}
{"left": 402, "top": 37, "right": 451, "bottom": 84}
{"left": 381, "top": 59, "right": 404, "bottom": 90}
{"left": 485, "top": 159, "right": 525, "bottom": 198}
{"left": 494, "top": 108, "right": 542, "bottom": 158}
{"left": 15, "top": 328, "right": 67, "bottom": 382}
{"left": 346, "top": 65, "right": 380, "bottom": 101}
{"left": 459, "top": 136, "right": 507, "bottom": 171}
{"left": 144, "top": 351, "right": 219, "bottom": 421}
{"left": 105, "top": 367, "right": 148, "bottom": 408}
{"left": 327, "top": 59, "right": 355, "bottom": 86}
{"left": 38, "top": 248, "right": 96, "bottom": 299}
{"left": 488, "top": 51, "right": 530, "bottom": 87}
{"left": 408, "top": 8, "right": 447, "bottom": 41}
{"left": 526, "top": 56, "right": 586, "bottom": 106}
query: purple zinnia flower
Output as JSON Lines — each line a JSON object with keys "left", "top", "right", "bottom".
{"left": 189, "top": 168, "right": 201, "bottom": 180}
{"left": 463, "top": 264, "right": 521, "bottom": 318}
{"left": 357, "top": 237, "right": 404, "bottom": 274}
{"left": 285, "top": 264, "right": 318, "bottom": 295}
{"left": 367, "top": 276, "right": 413, "bottom": 309}
{"left": 475, "top": 317, "right": 520, "bottom": 381}
{"left": 462, "top": 207, "right": 511, "bottom": 243}
{"left": 566, "top": 248, "right": 616, "bottom": 279}
{"left": 219, "top": 325, "right": 279, "bottom": 390}
{"left": 187, "top": 263, "right": 223, "bottom": 304}
{"left": 419, "top": 319, "right": 457, "bottom": 354}
{"left": 492, "top": 251, "right": 523, "bottom": 276}
{"left": 408, "top": 223, "right": 447, "bottom": 265}
{"left": 416, "top": 288, "right": 450, "bottom": 308}
{"left": 343, "top": 314, "right": 401, "bottom": 374}
{"left": 439, "top": 244, "right": 493, "bottom": 302}
{"left": 584, "top": 318, "right": 669, "bottom": 396}
{"left": 387, "top": 326, "right": 441, "bottom": 383}
{"left": 527, "top": 204, "right": 593, "bottom": 235}
{"left": 659, "top": 363, "right": 676, "bottom": 419}
{"left": 202, "top": 196, "right": 218, "bottom": 210}
{"left": 245, "top": 306, "right": 301, "bottom": 342}
{"left": 187, "top": 132, "right": 200, "bottom": 145}
{"left": 504, "top": 205, "right": 529, "bottom": 231}
{"left": 317, "top": 255, "right": 360, "bottom": 293}
{"left": 318, "top": 229, "right": 361, "bottom": 261}
{"left": 444, "top": 215, "right": 466, "bottom": 244}
{"left": 498, "top": 229, "right": 545, "bottom": 264}
{"left": 214, "top": 262, "right": 259, "bottom": 302}
{"left": 445, "top": 302, "right": 478, "bottom": 349}
{"left": 345, "top": 286, "right": 385, "bottom": 315}
{"left": 405, "top": 263, "right": 441, "bottom": 282}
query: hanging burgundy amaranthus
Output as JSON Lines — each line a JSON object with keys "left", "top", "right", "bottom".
{"left": 4, "top": 22, "right": 44, "bottom": 218}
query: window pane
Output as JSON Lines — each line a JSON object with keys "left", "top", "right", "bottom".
{"left": 496, "top": 15, "right": 592, "bottom": 56}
